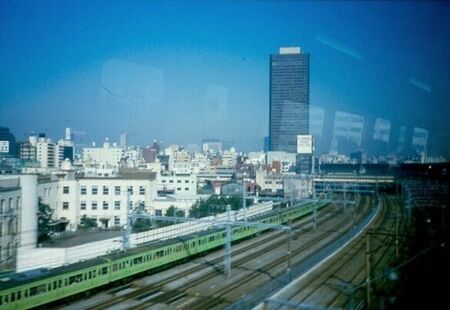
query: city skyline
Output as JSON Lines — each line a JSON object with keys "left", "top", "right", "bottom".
{"left": 1, "top": 1, "right": 449, "bottom": 156}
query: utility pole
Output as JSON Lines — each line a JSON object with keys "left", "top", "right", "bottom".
{"left": 395, "top": 202, "right": 399, "bottom": 259}
{"left": 243, "top": 181, "right": 247, "bottom": 221}
{"left": 287, "top": 229, "right": 292, "bottom": 282}
{"left": 123, "top": 191, "right": 132, "bottom": 251}
{"left": 366, "top": 229, "right": 372, "bottom": 308}
{"left": 224, "top": 204, "right": 232, "bottom": 277}
{"left": 313, "top": 180, "right": 317, "bottom": 232}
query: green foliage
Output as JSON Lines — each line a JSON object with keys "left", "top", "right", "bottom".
{"left": 165, "top": 206, "right": 185, "bottom": 217}
{"left": 78, "top": 215, "right": 98, "bottom": 230}
{"left": 189, "top": 195, "right": 254, "bottom": 218}
{"left": 132, "top": 218, "right": 154, "bottom": 232}
{"left": 38, "top": 198, "right": 54, "bottom": 243}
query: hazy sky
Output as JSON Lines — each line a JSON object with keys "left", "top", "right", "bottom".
{"left": 1, "top": 0, "right": 449, "bottom": 152}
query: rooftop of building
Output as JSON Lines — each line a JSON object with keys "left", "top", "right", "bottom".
{"left": 41, "top": 229, "right": 123, "bottom": 248}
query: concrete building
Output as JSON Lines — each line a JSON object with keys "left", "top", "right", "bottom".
{"left": 36, "top": 135, "right": 56, "bottom": 169}
{"left": 269, "top": 47, "right": 310, "bottom": 153}
{"left": 19, "top": 141, "right": 37, "bottom": 162}
{"left": 0, "top": 175, "right": 38, "bottom": 271}
{"left": 158, "top": 172, "right": 197, "bottom": 195}
{"left": 221, "top": 148, "right": 238, "bottom": 168}
{"left": 202, "top": 139, "right": 223, "bottom": 154}
{"left": 83, "top": 139, "right": 124, "bottom": 167}
{"left": 267, "top": 151, "right": 296, "bottom": 174}
{"left": 38, "top": 171, "right": 158, "bottom": 231}
{"left": 119, "top": 133, "right": 128, "bottom": 148}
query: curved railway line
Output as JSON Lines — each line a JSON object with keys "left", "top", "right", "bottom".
{"left": 56, "top": 194, "right": 373, "bottom": 310}
{"left": 263, "top": 195, "right": 406, "bottom": 310}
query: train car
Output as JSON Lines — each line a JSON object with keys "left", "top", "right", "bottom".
{"left": 0, "top": 201, "right": 328, "bottom": 309}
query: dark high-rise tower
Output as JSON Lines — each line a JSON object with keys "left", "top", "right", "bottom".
{"left": 269, "top": 47, "right": 310, "bottom": 153}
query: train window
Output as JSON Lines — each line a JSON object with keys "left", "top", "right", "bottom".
{"left": 92, "top": 271, "right": 96, "bottom": 278}
{"left": 17, "top": 291, "right": 21, "bottom": 300}
{"left": 133, "top": 257, "right": 143, "bottom": 264}
{"left": 84, "top": 273, "right": 87, "bottom": 280}
{"left": 59, "top": 280, "right": 63, "bottom": 287}
{"left": 25, "top": 289, "right": 28, "bottom": 297}
{"left": 208, "top": 236, "right": 215, "bottom": 242}
{"left": 65, "top": 279, "right": 69, "bottom": 286}
{"left": 4, "top": 295, "right": 8, "bottom": 303}
{"left": 101, "top": 267, "right": 108, "bottom": 275}
{"left": 69, "top": 274, "right": 83, "bottom": 285}
{"left": 0, "top": 295, "right": 2, "bottom": 305}
{"left": 53, "top": 281, "right": 57, "bottom": 289}
{"left": 192, "top": 241, "right": 196, "bottom": 247}
{"left": 10, "top": 292, "right": 15, "bottom": 302}
{"left": 29, "top": 284, "right": 46, "bottom": 296}
{"left": 147, "top": 254, "right": 151, "bottom": 260}
{"left": 48, "top": 283, "right": 51, "bottom": 291}
{"left": 155, "top": 250, "right": 164, "bottom": 258}
{"left": 122, "top": 262, "right": 126, "bottom": 268}
{"left": 113, "top": 264, "right": 118, "bottom": 271}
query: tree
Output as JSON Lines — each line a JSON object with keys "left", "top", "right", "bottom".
{"left": 165, "top": 205, "right": 185, "bottom": 218}
{"left": 78, "top": 215, "right": 97, "bottom": 230}
{"left": 189, "top": 195, "right": 254, "bottom": 218}
{"left": 37, "top": 198, "right": 54, "bottom": 243}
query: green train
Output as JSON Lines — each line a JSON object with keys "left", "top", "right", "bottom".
{"left": 0, "top": 201, "right": 328, "bottom": 309}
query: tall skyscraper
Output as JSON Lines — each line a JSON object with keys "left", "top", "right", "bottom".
{"left": 269, "top": 47, "right": 310, "bottom": 153}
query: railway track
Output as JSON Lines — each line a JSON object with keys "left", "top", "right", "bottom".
{"left": 264, "top": 195, "right": 407, "bottom": 310}
{"left": 114, "top": 196, "right": 371, "bottom": 309}
{"left": 54, "top": 198, "right": 359, "bottom": 310}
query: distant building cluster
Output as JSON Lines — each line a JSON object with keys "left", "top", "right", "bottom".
{"left": 0, "top": 46, "right": 447, "bottom": 273}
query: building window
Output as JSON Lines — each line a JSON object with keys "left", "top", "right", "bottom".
{"left": 162, "top": 180, "right": 166, "bottom": 183}
{"left": 169, "top": 180, "right": 174, "bottom": 183}
{"left": 177, "top": 180, "right": 181, "bottom": 183}
{"left": 80, "top": 202, "right": 87, "bottom": 210}
{"left": 63, "top": 186, "right": 69, "bottom": 194}
{"left": 80, "top": 186, "right": 87, "bottom": 195}
{"left": 185, "top": 180, "right": 189, "bottom": 183}
{"left": 92, "top": 186, "right": 98, "bottom": 195}
{"left": 92, "top": 201, "right": 98, "bottom": 210}
{"left": 103, "top": 186, "right": 109, "bottom": 195}
{"left": 62, "top": 202, "right": 69, "bottom": 210}
{"left": 103, "top": 201, "right": 108, "bottom": 210}
{"left": 114, "top": 186, "right": 121, "bottom": 195}
{"left": 176, "top": 187, "right": 181, "bottom": 191}
{"left": 185, "top": 187, "right": 189, "bottom": 191}
{"left": 114, "top": 216, "right": 120, "bottom": 226}
{"left": 139, "top": 186, "right": 145, "bottom": 195}
{"left": 128, "top": 186, "right": 133, "bottom": 195}
{"left": 155, "top": 209, "right": 162, "bottom": 216}
{"left": 114, "top": 201, "right": 120, "bottom": 210}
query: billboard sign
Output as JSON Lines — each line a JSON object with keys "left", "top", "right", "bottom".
{"left": 0, "top": 141, "right": 9, "bottom": 153}
{"left": 297, "top": 135, "right": 313, "bottom": 154}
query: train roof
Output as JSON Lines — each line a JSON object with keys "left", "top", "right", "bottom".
{"left": 0, "top": 257, "right": 109, "bottom": 290}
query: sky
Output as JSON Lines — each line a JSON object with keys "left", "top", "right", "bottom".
{"left": 1, "top": 0, "right": 449, "bottom": 154}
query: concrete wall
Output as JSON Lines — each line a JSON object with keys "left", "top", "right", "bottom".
{"left": 16, "top": 202, "right": 273, "bottom": 272}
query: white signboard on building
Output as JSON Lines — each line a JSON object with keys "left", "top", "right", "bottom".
{"left": 297, "top": 135, "right": 313, "bottom": 154}
{"left": 0, "top": 141, "right": 10, "bottom": 153}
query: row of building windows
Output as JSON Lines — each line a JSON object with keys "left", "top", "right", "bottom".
{"left": 63, "top": 186, "right": 146, "bottom": 196}
{"left": 161, "top": 179, "right": 192, "bottom": 184}
{"left": 0, "top": 197, "right": 20, "bottom": 213}
{"left": 65, "top": 200, "right": 146, "bottom": 211}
